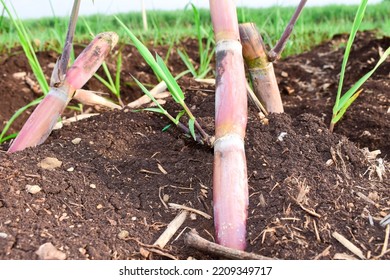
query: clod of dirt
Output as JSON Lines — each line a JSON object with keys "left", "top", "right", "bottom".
{"left": 37, "top": 157, "right": 62, "bottom": 170}
{"left": 35, "top": 243, "right": 67, "bottom": 260}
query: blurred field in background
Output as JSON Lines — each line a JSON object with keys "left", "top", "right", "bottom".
{"left": 1, "top": 2, "right": 389, "bottom": 56}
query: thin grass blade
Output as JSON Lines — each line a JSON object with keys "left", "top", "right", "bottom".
{"left": 333, "top": 89, "right": 362, "bottom": 123}
{"left": 1, "top": 0, "right": 49, "bottom": 94}
{"left": 94, "top": 73, "right": 116, "bottom": 93}
{"left": 335, "top": 46, "right": 390, "bottom": 112}
{"left": 155, "top": 54, "right": 185, "bottom": 103}
{"left": 143, "top": 107, "right": 166, "bottom": 114}
{"left": 334, "top": 0, "right": 368, "bottom": 112}
{"left": 115, "top": 51, "right": 122, "bottom": 95}
{"left": 0, "top": 97, "right": 43, "bottom": 143}
{"left": 188, "top": 118, "right": 196, "bottom": 140}
{"left": 175, "top": 110, "right": 186, "bottom": 123}
{"left": 116, "top": 17, "right": 183, "bottom": 103}
{"left": 178, "top": 49, "right": 197, "bottom": 77}
{"left": 132, "top": 76, "right": 177, "bottom": 124}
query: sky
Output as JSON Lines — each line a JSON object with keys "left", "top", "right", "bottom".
{"left": 2, "top": 0, "right": 384, "bottom": 20}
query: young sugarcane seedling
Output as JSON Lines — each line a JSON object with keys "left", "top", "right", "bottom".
{"left": 239, "top": 0, "right": 307, "bottom": 114}
{"left": 210, "top": 0, "right": 248, "bottom": 250}
{"left": 8, "top": 0, "right": 118, "bottom": 153}
{"left": 330, "top": 0, "right": 390, "bottom": 132}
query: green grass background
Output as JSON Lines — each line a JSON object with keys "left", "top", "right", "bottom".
{"left": 1, "top": 1, "right": 389, "bottom": 56}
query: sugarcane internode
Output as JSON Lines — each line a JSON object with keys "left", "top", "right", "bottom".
{"left": 8, "top": 32, "right": 118, "bottom": 153}
{"left": 210, "top": 0, "right": 249, "bottom": 250}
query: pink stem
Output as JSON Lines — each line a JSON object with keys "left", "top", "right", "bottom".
{"left": 8, "top": 32, "right": 118, "bottom": 153}
{"left": 7, "top": 86, "right": 72, "bottom": 153}
{"left": 210, "top": 0, "right": 248, "bottom": 250}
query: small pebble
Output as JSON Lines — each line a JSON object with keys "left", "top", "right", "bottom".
{"left": 13, "top": 72, "right": 27, "bottom": 79}
{"left": 89, "top": 184, "right": 96, "bottom": 189}
{"left": 326, "top": 159, "right": 334, "bottom": 166}
{"left": 131, "top": 217, "right": 137, "bottom": 221}
{"left": 47, "top": 62, "right": 56, "bottom": 69}
{"left": 96, "top": 204, "right": 103, "bottom": 209}
{"left": 26, "top": 184, "right": 41, "bottom": 194}
{"left": 277, "top": 132, "right": 288, "bottom": 141}
{"left": 368, "top": 214, "right": 374, "bottom": 226}
{"left": 118, "top": 230, "right": 129, "bottom": 240}
{"left": 71, "top": 138, "right": 82, "bottom": 145}
{"left": 67, "top": 167, "right": 75, "bottom": 172}
{"left": 35, "top": 243, "right": 66, "bottom": 260}
{"left": 163, "top": 194, "right": 170, "bottom": 203}
{"left": 0, "top": 232, "right": 8, "bottom": 238}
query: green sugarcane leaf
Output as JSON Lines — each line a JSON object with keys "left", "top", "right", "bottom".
{"left": 155, "top": 54, "right": 185, "bottom": 103}
{"left": 155, "top": 54, "right": 176, "bottom": 82}
{"left": 143, "top": 107, "right": 165, "bottom": 114}
{"left": 116, "top": 17, "right": 168, "bottom": 83}
{"left": 115, "top": 51, "right": 122, "bottom": 95}
{"left": 175, "top": 69, "right": 191, "bottom": 81}
{"left": 0, "top": 96, "right": 43, "bottom": 142}
{"left": 190, "top": 3, "right": 203, "bottom": 58}
{"left": 333, "top": 0, "right": 368, "bottom": 114}
{"left": 162, "top": 124, "right": 172, "bottom": 132}
{"left": 132, "top": 75, "right": 178, "bottom": 125}
{"left": 177, "top": 49, "right": 197, "bottom": 77}
{"left": 0, "top": 133, "right": 18, "bottom": 144}
{"left": 197, "top": 66, "right": 212, "bottom": 79}
{"left": 1, "top": 0, "right": 49, "bottom": 94}
{"left": 175, "top": 110, "right": 186, "bottom": 123}
{"left": 188, "top": 118, "right": 196, "bottom": 140}
{"left": 132, "top": 76, "right": 164, "bottom": 111}
{"left": 116, "top": 18, "right": 156, "bottom": 70}
{"left": 332, "top": 90, "right": 362, "bottom": 124}
{"left": 117, "top": 17, "right": 185, "bottom": 103}
{"left": 82, "top": 17, "right": 94, "bottom": 37}
{"left": 101, "top": 62, "right": 116, "bottom": 94}
{"left": 336, "top": 46, "right": 390, "bottom": 112}
{"left": 94, "top": 73, "right": 115, "bottom": 93}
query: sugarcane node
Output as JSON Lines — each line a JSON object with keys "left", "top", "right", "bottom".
{"left": 239, "top": 23, "right": 269, "bottom": 60}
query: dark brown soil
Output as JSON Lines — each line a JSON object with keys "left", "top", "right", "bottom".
{"left": 0, "top": 31, "right": 389, "bottom": 260}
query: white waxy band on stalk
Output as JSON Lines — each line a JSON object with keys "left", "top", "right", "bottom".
{"left": 50, "top": 86, "right": 70, "bottom": 102}
{"left": 214, "top": 133, "right": 245, "bottom": 152}
{"left": 216, "top": 40, "right": 242, "bottom": 53}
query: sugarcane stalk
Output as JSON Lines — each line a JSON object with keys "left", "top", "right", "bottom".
{"left": 239, "top": 23, "right": 283, "bottom": 113}
{"left": 238, "top": 0, "right": 307, "bottom": 114}
{"left": 210, "top": 0, "right": 248, "bottom": 250}
{"left": 8, "top": 32, "right": 118, "bottom": 153}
